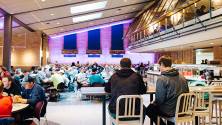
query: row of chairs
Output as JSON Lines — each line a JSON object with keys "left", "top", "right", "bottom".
{"left": 111, "top": 87, "right": 222, "bottom": 125}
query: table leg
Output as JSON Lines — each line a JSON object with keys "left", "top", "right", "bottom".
{"left": 150, "top": 94, "right": 154, "bottom": 125}
{"left": 102, "top": 95, "right": 106, "bottom": 125}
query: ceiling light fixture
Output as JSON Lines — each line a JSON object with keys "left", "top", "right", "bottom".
{"left": 50, "top": 13, "right": 54, "bottom": 16}
{"left": 41, "top": 0, "right": 46, "bottom": 2}
{"left": 70, "top": 1, "right": 107, "bottom": 14}
{"left": 210, "top": 43, "right": 214, "bottom": 45}
{"left": 72, "top": 13, "right": 103, "bottom": 23}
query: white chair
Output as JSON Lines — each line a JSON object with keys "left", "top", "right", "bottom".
{"left": 157, "top": 93, "right": 196, "bottom": 125}
{"left": 211, "top": 82, "right": 222, "bottom": 125}
{"left": 110, "top": 95, "right": 144, "bottom": 125}
{"left": 194, "top": 91, "right": 212, "bottom": 125}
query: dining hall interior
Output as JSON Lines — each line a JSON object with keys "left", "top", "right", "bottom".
{"left": 0, "top": 0, "right": 222, "bottom": 125}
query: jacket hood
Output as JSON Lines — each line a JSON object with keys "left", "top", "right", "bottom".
{"left": 161, "top": 68, "right": 179, "bottom": 77}
{"left": 116, "top": 68, "right": 135, "bottom": 78}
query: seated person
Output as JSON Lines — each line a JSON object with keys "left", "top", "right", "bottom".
{"left": 0, "top": 81, "right": 13, "bottom": 118}
{"left": 146, "top": 56, "right": 189, "bottom": 125}
{"left": 0, "top": 66, "right": 11, "bottom": 80}
{"left": 88, "top": 68, "right": 105, "bottom": 86}
{"left": 49, "top": 71, "right": 65, "bottom": 90}
{"left": 105, "top": 58, "right": 146, "bottom": 120}
{"left": 3, "top": 76, "right": 21, "bottom": 96}
{"left": 14, "top": 75, "right": 46, "bottom": 118}
{"left": 196, "top": 5, "right": 207, "bottom": 16}
{"left": 76, "top": 69, "right": 88, "bottom": 89}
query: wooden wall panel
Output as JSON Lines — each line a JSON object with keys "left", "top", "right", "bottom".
{"left": 0, "top": 31, "right": 42, "bottom": 67}
{"left": 213, "top": 46, "right": 222, "bottom": 64}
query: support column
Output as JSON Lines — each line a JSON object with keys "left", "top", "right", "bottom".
{"left": 3, "top": 14, "right": 12, "bottom": 70}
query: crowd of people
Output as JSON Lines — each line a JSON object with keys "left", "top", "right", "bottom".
{"left": 0, "top": 57, "right": 190, "bottom": 125}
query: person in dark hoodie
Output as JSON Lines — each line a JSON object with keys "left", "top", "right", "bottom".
{"left": 105, "top": 58, "right": 146, "bottom": 120}
{"left": 146, "top": 56, "right": 189, "bottom": 125}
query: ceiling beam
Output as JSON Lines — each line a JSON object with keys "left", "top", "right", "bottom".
{"left": 0, "top": 8, "right": 35, "bottom": 32}
{"left": 13, "top": 17, "right": 35, "bottom": 32}
{"left": 48, "top": 18, "right": 133, "bottom": 36}
{"left": 41, "top": 11, "right": 138, "bottom": 31}
{"left": 26, "top": 1, "right": 150, "bottom": 25}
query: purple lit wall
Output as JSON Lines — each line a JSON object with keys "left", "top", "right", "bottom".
{"left": 49, "top": 23, "right": 155, "bottom": 64}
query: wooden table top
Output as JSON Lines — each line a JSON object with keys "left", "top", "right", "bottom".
{"left": 147, "top": 86, "right": 222, "bottom": 94}
{"left": 189, "top": 86, "right": 222, "bottom": 93}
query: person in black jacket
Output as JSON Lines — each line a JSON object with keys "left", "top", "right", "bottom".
{"left": 3, "top": 76, "right": 21, "bottom": 96}
{"left": 146, "top": 56, "right": 189, "bottom": 125}
{"left": 105, "top": 58, "right": 147, "bottom": 120}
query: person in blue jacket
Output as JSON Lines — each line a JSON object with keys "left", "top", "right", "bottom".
{"left": 88, "top": 68, "right": 105, "bottom": 86}
{"left": 15, "top": 75, "right": 46, "bottom": 119}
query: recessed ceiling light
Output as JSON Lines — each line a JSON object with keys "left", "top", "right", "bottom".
{"left": 56, "top": 22, "right": 60, "bottom": 25}
{"left": 50, "top": 13, "right": 54, "bottom": 16}
{"left": 210, "top": 43, "right": 214, "bottom": 44}
{"left": 41, "top": 0, "right": 46, "bottom": 2}
{"left": 72, "top": 13, "right": 103, "bottom": 23}
{"left": 70, "top": 1, "right": 107, "bottom": 14}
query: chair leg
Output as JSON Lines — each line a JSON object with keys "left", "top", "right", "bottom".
{"left": 157, "top": 116, "right": 160, "bottom": 125}
{"left": 215, "top": 101, "right": 218, "bottom": 125}
{"left": 219, "top": 101, "right": 222, "bottom": 125}
{"left": 44, "top": 116, "right": 48, "bottom": 125}
{"left": 209, "top": 114, "right": 212, "bottom": 125}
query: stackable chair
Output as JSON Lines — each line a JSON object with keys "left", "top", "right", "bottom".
{"left": 110, "top": 95, "right": 144, "bottom": 125}
{"left": 157, "top": 93, "right": 196, "bottom": 125}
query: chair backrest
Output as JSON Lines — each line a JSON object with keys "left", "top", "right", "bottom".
{"left": 0, "top": 117, "right": 15, "bottom": 125}
{"left": 34, "top": 101, "right": 44, "bottom": 120}
{"left": 41, "top": 100, "right": 48, "bottom": 117}
{"left": 194, "top": 91, "right": 212, "bottom": 113}
{"left": 175, "top": 93, "right": 196, "bottom": 123}
{"left": 116, "top": 95, "right": 143, "bottom": 125}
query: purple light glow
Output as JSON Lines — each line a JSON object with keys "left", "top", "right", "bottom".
{"left": 49, "top": 23, "right": 155, "bottom": 64}
{"left": 50, "top": 19, "right": 132, "bottom": 38}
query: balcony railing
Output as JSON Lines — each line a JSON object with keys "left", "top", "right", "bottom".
{"left": 127, "top": 0, "right": 222, "bottom": 45}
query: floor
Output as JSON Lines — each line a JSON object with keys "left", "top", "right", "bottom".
{"left": 41, "top": 92, "right": 151, "bottom": 125}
